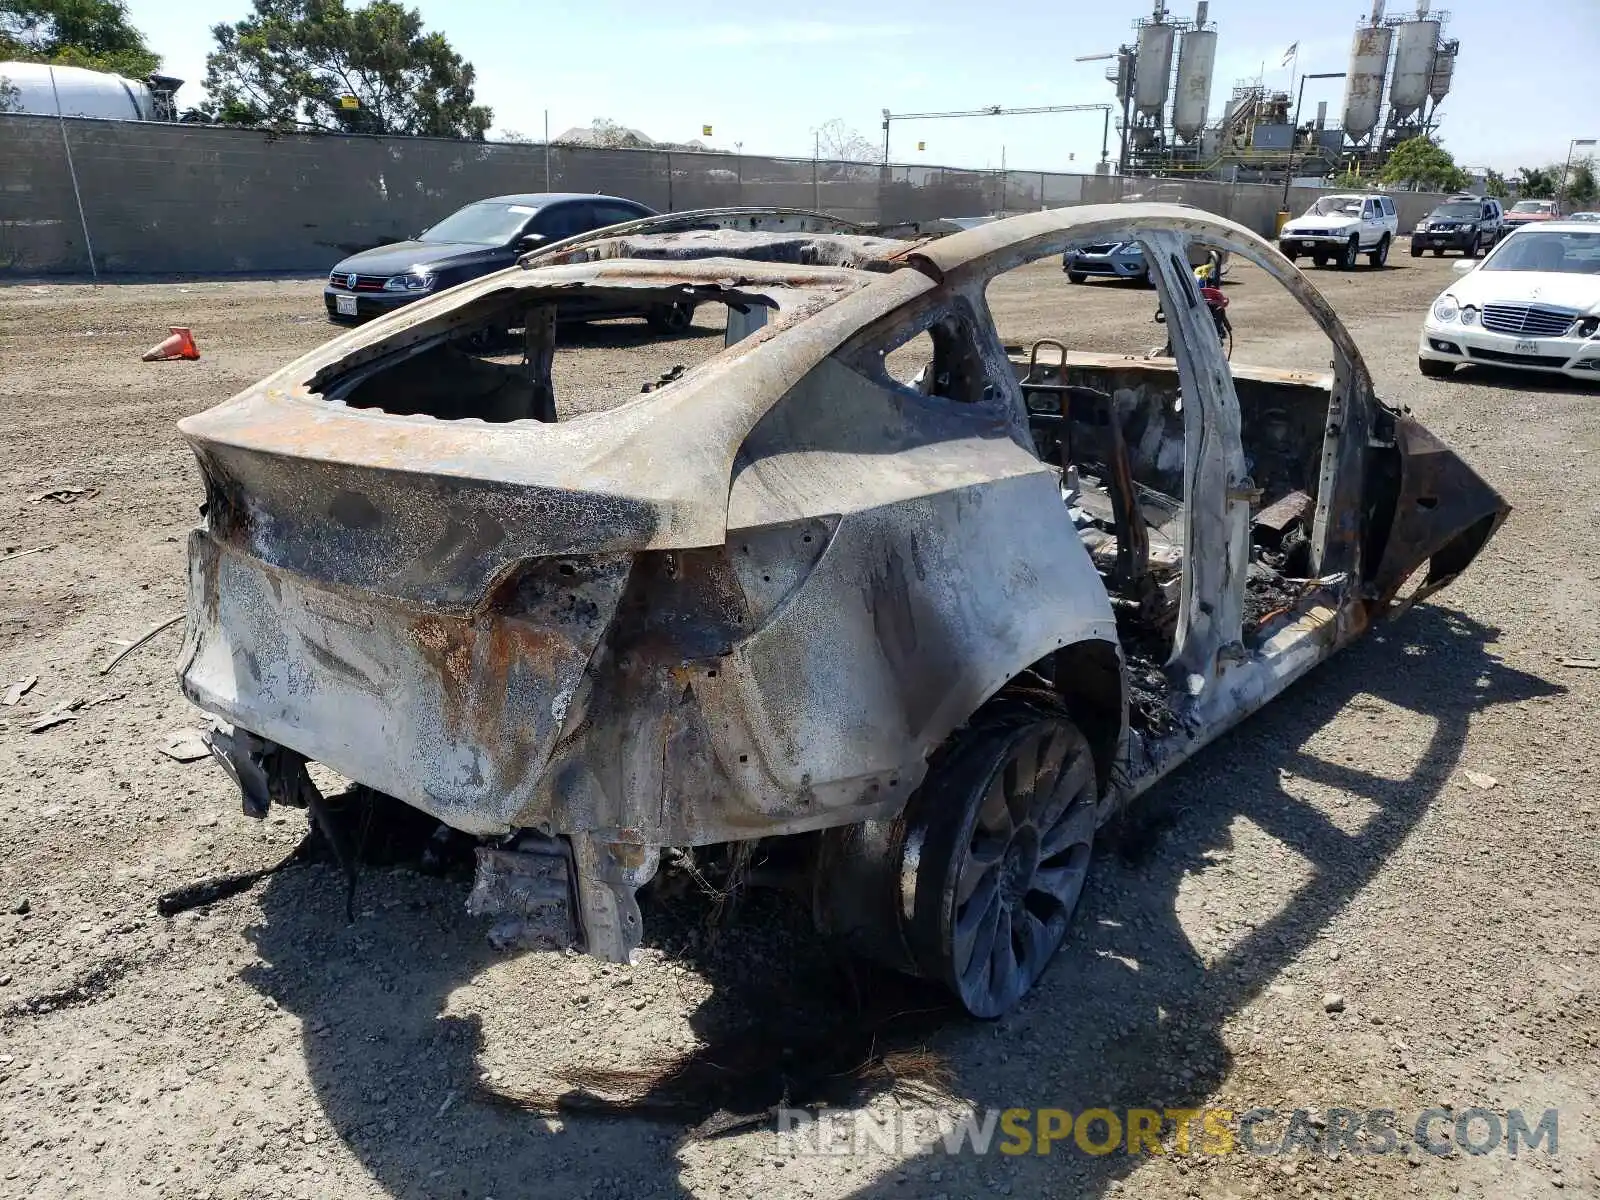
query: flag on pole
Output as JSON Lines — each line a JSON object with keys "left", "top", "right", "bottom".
{"left": 1281, "top": 42, "right": 1298, "bottom": 67}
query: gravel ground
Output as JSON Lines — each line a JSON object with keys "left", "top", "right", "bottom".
{"left": 0, "top": 251, "right": 1597, "bottom": 1200}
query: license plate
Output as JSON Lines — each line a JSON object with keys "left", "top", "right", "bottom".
{"left": 1513, "top": 339, "right": 1540, "bottom": 354}
{"left": 335, "top": 294, "right": 358, "bottom": 316}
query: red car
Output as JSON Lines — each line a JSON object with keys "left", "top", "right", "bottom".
{"left": 1502, "top": 199, "right": 1561, "bottom": 233}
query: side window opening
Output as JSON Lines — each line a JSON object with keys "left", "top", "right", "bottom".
{"left": 985, "top": 237, "right": 1191, "bottom": 701}
{"left": 1198, "top": 235, "right": 1340, "bottom": 645}
{"left": 323, "top": 291, "right": 732, "bottom": 423}
{"left": 870, "top": 304, "right": 994, "bottom": 405}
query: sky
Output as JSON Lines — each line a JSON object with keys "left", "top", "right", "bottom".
{"left": 124, "top": 0, "right": 1600, "bottom": 174}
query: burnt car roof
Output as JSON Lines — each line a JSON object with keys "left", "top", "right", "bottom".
{"left": 178, "top": 205, "right": 1370, "bottom": 569}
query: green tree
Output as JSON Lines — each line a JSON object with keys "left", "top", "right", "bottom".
{"left": 1563, "top": 156, "right": 1596, "bottom": 208}
{"left": 1381, "top": 136, "right": 1468, "bottom": 192}
{"left": 1516, "top": 165, "right": 1558, "bottom": 198}
{"left": 1332, "top": 169, "right": 1367, "bottom": 190}
{"left": 1483, "top": 169, "right": 1510, "bottom": 199}
{"left": 0, "top": 0, "right": 159, "bottom": 78}
{"left": 203, "top": 0, "right": 490, "bottom": 138}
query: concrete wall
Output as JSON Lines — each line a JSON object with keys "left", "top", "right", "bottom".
{"left": 0, "top": 113, "right": 1458, "bottom": 276}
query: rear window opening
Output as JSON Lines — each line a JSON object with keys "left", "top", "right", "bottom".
{"left": 330, "top": 292, "right": 754, "bottom": 422}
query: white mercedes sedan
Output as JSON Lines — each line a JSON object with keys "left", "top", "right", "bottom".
{"left": 1418, "top": 222, "right": 1600, "bottom": 381}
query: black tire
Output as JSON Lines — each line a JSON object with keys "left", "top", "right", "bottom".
{"left": 1339, "top": 236, "right": 1360, "bottom": 270}
{"left": 1410, "top": 241, "right": 1424, "bottom": 257}
{"left": 1418, "top": 356, "right": 1454, "bottom": 378}
{"left": 1312, "top": 252, "right": 1330, "bottom": 269}
{"left": 645, "top": 302, "right": 694, "bottom": 335}
{"left": 1368, "top": 235, "right": 1390, "bottom": 268}
{"left": 1282, "top": 249, "right": 1298, "bottom": 263}
{"left": 1466, "top": 233, "right": 1482, "bottom": 258}
{"left": 1432, "top": 248, "right": 1445, "bottom": 257}
{"left": 898, "top": 700, "right": 1098, "bottom": 1018}
{"left": 1067, "top": 271, "right": 1087, "bottom": 284}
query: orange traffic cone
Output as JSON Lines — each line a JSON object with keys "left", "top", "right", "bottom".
{"left": 142, "top": 327, "right": 200, "bottom": 362}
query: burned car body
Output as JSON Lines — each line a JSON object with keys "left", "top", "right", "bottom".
{"left": 177, "top": 204, "right": 1507, "bottom": 1017}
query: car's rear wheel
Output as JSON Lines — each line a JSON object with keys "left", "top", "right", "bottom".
{"left": 1281, "top": 249, "right": 1298, "bottom": 263}
{"left": 1312, "top": 252, "right": 1330, "bottom": 268}
{"left": 1339, "top": 236, "right": 1360, "bottom": 270}
{"left": 1410, "top": 240, "right": 1423, "bottom": 257}
{"left": 646, "top": 302, "right": 695, "bottom": 335}
{"left": 1432, "top": 247, "right": 1445, "bottom": 257}
{"left": 899, "top": 701, "right": 1098, "bottom": 1018}
{"left": 1466, "top": 233, "right": 1482, "bottom": 258}
{"left": 1418, "top": 356, "right": 1455, "bottom": 378}
{"left": 1368, "top": 235, "right": 1390, "bottom": 268}
{"left": 1067, "top": 271, "right": 1087, "bottom": 284}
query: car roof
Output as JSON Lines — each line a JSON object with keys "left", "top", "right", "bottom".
{"left": 1520, "top": 220, "right": 1600, "bottom": 233}
{"left": 475, "top": 192, "right": 643, "bottom": 208}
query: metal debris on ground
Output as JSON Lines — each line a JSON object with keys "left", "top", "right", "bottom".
{"left": 25, "top": 690, "right": 123, "bottom": 732}
{"left": 27, "top": 487, "right": 98, "bottom": 504}
{"left": 29, "top": 702, "right": 82, "bottom": 733}
{"left": 0, "top": 546, "right": 52, "bottom": 566}
{"left": 100, "top": 614, "right": 184, "bottom": 675}
{"left": 159, "top": 728, "right": 212, "bottom": 762}
{"left": 2, "top": 677, "right": 37, "bottom": 706}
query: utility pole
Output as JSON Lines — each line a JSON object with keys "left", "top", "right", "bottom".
{"left": 1282, "top": 72, "right": 1345, "bottom": 213}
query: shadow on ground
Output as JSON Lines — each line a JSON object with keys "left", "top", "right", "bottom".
{"left": 234, "top": 602, "right": 1556, "bottom": 1198}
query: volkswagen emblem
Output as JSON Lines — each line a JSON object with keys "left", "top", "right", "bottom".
{"left": 345, "top": 273, "right": 358, "bottom": 290}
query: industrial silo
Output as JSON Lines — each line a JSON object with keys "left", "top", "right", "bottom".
{"left": 1389, "top": 16, "right": 1441, "bottom": 119}
{"left": 1173, "top": 26, "right": 1217, "bottom": 140}
{"left": 1134, "top": 18, "right": 1176, "bottom": 118}
{"left": 1428, "top": 42, "right": 1456, "bottom": 105}
{"left": 1342, "top": 22, "right": 1392, "bottom": 141}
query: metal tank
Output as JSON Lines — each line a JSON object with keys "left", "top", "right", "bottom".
{"left": 1172, "top": 28, "right": 1217, "bottom": 139}
{"left": 1428, "top": 43, "right": 1456, "bottom": 104}
{"left": 1342, "top": 23, "right": 1392, "bottom": 140}
{"left": 1134, "top": 20, "right": 1176, "bottom": 118}
{"left": 0, "top": 61, "right": 156, "bottom": 120}
{"left": 1389, "top": 18, "right": 1440, "bottom": 119}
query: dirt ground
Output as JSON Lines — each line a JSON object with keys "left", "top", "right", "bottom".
{"left": 1, "top": 250, "right": 1597, "bottom": 1200}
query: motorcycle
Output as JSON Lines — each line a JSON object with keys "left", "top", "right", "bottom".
{"left": 1153, "top": 251, "right": 1232, "bottom": 360}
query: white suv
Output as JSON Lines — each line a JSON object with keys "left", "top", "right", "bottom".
{"left": 1278, "top": 194, "right": 1400, "bottom": 270}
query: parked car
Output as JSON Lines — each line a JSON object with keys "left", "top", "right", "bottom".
{"left": 1064, "top": 239, "right": 1227, "bottom": 283}
{"left": 323, "top": 192, "right": 693, "bottom": 333}
{"left": 1410, "top": 194, "right": 1503, "bottom": 257}
{"left": 177, "top": 204, "right": 1506, "bottom": 1018}
{"left": 1065, "top": 204, "right": 1229, "bottom": 283}
{"left": 1501, "top": 199, "right": 1562, "bottom": 233}
{"left": 1418, "top": 221, "right": 1600, "bottom": 380}
{"left": 1278, "top": 193, "right": 1399, "bottom": 269}
{"left": 1569, "top": 212, "right": 1600, "bottom": 223}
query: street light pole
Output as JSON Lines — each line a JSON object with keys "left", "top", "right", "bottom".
{"left": 1281, "top": 71, "right": 1346, "bottom": 213}
{"left": 1559, "top": 137, "right": 1596, "bottom": 207}
{"left": 1076, "top": 47, "right": 1133, "bottom": 174}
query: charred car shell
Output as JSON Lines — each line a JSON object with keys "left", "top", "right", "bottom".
{"left": 176, "top": 204, "right": 1507, "bottom": 1017}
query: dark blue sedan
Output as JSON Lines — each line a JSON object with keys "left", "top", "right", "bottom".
{"left": 323, "top": 192, "right": 692, "bottom": 332}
